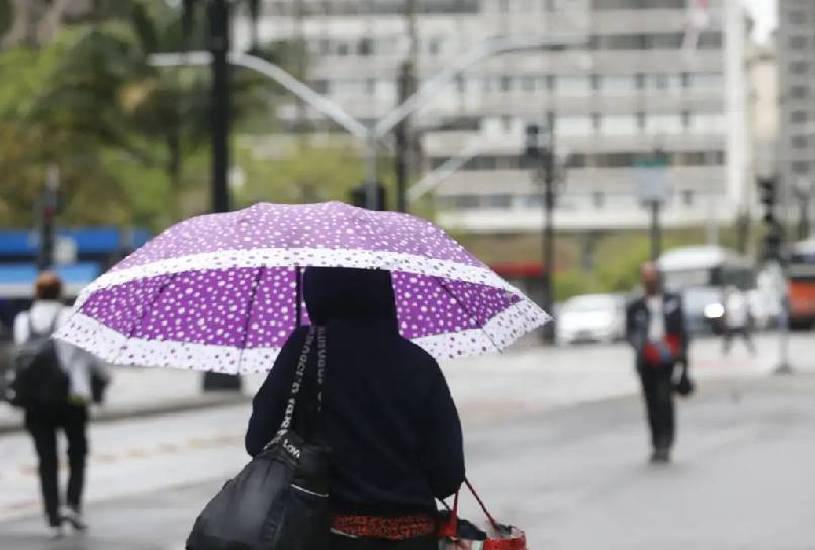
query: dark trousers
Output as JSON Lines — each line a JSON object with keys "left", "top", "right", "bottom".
{"left": 330, "top": 535, "right": 436, "bottom": 550}
{"left": 637, "top": 363, "right": 675, "bottom": 451}
{"left": 25, "top": 404, "right": 88, "bottom": 527}
{"left": 723, "top": 326, "right": 755, "bottom": 354}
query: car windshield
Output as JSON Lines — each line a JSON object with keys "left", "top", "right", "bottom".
{"left": 682, "top": 287, "right": 721, "bottom": 311}
{"left": 563, "top": 295, "right": 617, "bottom": 313}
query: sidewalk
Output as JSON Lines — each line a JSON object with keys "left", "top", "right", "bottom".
{"left": 1, "top": 331, "right": 806, "bottom": 433}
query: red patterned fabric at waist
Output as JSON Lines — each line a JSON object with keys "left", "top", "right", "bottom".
{"left": 331, "top": 514, "right": 436, "bottom": 540}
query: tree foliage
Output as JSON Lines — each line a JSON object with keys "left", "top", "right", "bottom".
{"left": 0, "top": 0, "right": 290, "bottom": 231}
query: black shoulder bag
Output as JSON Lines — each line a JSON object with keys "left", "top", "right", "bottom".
{"left": 186, "top": 326, "right": 331, "bottom": 550}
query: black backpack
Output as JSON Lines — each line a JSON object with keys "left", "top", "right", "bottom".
{"left": 186, "top": 326, "right": 332, "bottom": 550}
{"left": 8, "top": 313, "right": 69, "bottom": 409}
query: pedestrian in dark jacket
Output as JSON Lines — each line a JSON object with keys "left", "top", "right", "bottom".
{"left": 246, "top": 267, "right": 465, "bottom": 549}
{"left": 625, "top": 262, "right": 689, "bottom": 463}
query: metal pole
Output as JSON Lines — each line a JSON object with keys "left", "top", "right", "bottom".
{"left": 204, "top": 0, "right": 240, "bottom": 392}
{"left": 776, "top": 294, "right": 792, "bottom": 374}
{"left": 394, "top": 61, "right": 412, "bottom": 213}
{"left": 37, "top": 165, "right": 60, "bottom": 271}
{"left": 542, "top": 112, "right": 556, "bottom": 344}
{"left": 650, "top": 200, "right": 661, "bottom": 261}
{"left": 209, "top": 0, "right": 230, "bottom": 214}
{"left": 365, "top": 132, "right": 379, "bottom": 209}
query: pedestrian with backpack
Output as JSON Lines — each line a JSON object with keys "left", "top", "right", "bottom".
{"left": 11, "top": 272, "right": 106, "bottom": 538}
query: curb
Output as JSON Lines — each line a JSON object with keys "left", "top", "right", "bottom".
{"left": 0, "top": 393, "right": 251, "bottom": 436}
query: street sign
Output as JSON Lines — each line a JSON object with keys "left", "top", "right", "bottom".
{"left": 635, "top": 155, "right": 671, "bottom": 204}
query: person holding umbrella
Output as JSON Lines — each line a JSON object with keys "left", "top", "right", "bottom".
{"left": 246, "top": 266, "right": 464, "bottom": 548}
{"left": 54, "top": 202, "right": 550, "bottom": 548}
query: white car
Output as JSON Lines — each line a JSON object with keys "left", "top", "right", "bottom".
{"left": 556, "top": 294, "right": 626, "bottom": 345}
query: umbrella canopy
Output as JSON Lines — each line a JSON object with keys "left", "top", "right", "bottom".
{"left": 56, "top": 202, "right": 549, "bottom": 373}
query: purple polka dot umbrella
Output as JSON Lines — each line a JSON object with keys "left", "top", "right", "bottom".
{"left": 55, "top": 202, "right": 550, "bottom": 373}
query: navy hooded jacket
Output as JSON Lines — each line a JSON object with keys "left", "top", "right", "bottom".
{"left": 245, "top": 266, "right": 465, "bottom": 515}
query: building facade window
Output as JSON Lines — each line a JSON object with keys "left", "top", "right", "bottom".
{"left": 793, "top": 161, "right": 810, "bottom": 175}
{"left": 791, "top": 110, "right": 809, "bottom": 123}
{"left": 791, "top": 85, "right": 810, "bottom": 99}
{"left": 681, "top": 110, "right": 691, "bottom": 130}
{"left": 791, "top": 61, "right": 810, "bottom": 75}
{"left": 682, "top": 190, "right": 695, "bottom": 206}
{"left": 591, "top": 112, "right": 602, "bottom": 132}
{"left": 590, "top": 74, "right": 601, "bottom": 91}
{"left": 790, "top": 35, "right": 808, "bottom": 49}
{"left": 358, "top": 38, "right": 373, "bottom": 55}
{"left": 793, "top": 136, "right": 809, "bottom": 149}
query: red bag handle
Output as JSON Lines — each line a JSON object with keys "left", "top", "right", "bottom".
{"left": 440, "top": 478, "right": 500, "bottom": 534}
{"left": 464, "top": 478, "right": 500, "bottom": 531}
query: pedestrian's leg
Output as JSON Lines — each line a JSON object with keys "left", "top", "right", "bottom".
{"left": 743, "top": 328, "right": 756, "bottom": 355}
{"left": 62, "top": 405, "right": 88, "bottom": 528}
{"left": 26, "top": 417, "right": 61, "bottom": 527}
{"left": 654, "top": 368, "right": 675, "bottom": 451}
{"left": 722, "top": 328, "right": 732, "bottom": 354}
{"left": 639, "top": 369, "right": 659, "bottom": 450}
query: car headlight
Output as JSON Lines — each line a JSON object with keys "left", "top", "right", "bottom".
{"left": 704, "top": 303, "right": 725, "bottom": 319}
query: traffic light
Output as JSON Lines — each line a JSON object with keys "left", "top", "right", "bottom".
{"left": 757, "top": 176, "right": 777, "bottom": 224}
{"left": 525, "top": 123, "right": 541, "bottom": 159}
{"left": 350, "top": 183, "right": 387, "bottom": 210}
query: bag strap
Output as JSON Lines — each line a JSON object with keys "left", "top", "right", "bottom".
{"left": 26, "top": 308, "right": 61, "bottom": 339}
{"left": 267, "top": 325, "right": 327, "bottom": 448}
{"left": 464, "top": 478, "right": 500, "bottom": 531}
{"left": 444, "top": 478, "right": 500, "bottom": 533}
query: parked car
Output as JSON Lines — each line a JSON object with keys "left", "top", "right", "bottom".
{"left": 556, "top": 293, "right": 626, "bottom": 345}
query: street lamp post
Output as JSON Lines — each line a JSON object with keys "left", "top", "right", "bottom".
{"left": 209, "top": 0, "right": 231, "bottom": 215}
{"left": 526, "top": 113, "right": 557, "bottom": 344}
{"left": 151, "top": 35, "right": 586, "bottom": 213}
{"left": 203, "top": 0, "right": 241, "bottom": 392}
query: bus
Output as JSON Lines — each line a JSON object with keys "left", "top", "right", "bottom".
{"left": 657, "top": 246, "right": 756, "bottom": 334}
{"left": 787, "top": 240, "right": 815, "bottom": 328}
{"left": 657, "top": 246, "right": 755, "bottom": 292}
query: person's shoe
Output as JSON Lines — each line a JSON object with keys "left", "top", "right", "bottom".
{"left": 49, "top": 524, "right": 66, "bottom": 539}
{"left": 650, "top": 448, "right": 671, "bottom": 463}
{"left": 62, "top": 507, "right": 88, "bottom": 531}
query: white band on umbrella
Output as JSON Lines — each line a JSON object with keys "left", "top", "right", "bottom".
{"left": 55, "top": 300, "right": 550, "bottom": 372}
{"left": 72, "top": 247, "right": 521, "bottom": 311}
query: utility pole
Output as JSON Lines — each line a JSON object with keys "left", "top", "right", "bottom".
{"left": 649, "top": 200, "right": 661, "bottom": 261}
{"left": 204, "top": 0, "right": 241, "bottom": 391}
{"left": 526, "top": 112, "right": 557, "bottom": 344}
{"left": 758, "top": 176, "right": 792, "bottom": 375}
{"left": 209, "top": 0, "right": 230, "bottom": 215}
{"left": 394, "top": 60, "right": 414, "bottom": 212}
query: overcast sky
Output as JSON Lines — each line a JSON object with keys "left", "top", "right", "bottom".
{"left": 743, "top": 0, "right": 777, "bottom": 43}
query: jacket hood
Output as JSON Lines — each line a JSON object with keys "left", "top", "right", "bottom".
{"left": 303, "top": 267, "right": 398, "bottom": 329}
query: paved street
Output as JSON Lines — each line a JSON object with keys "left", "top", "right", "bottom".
{"left": 1, "top": 333, "right": 814, "bottom": 548}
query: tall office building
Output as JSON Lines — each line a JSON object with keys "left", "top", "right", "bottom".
{"left": 777, "top": 0, "right": 815, "bottom": 229}
{"left": 238, "top": 0, "right": 748, "bottom": 234}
